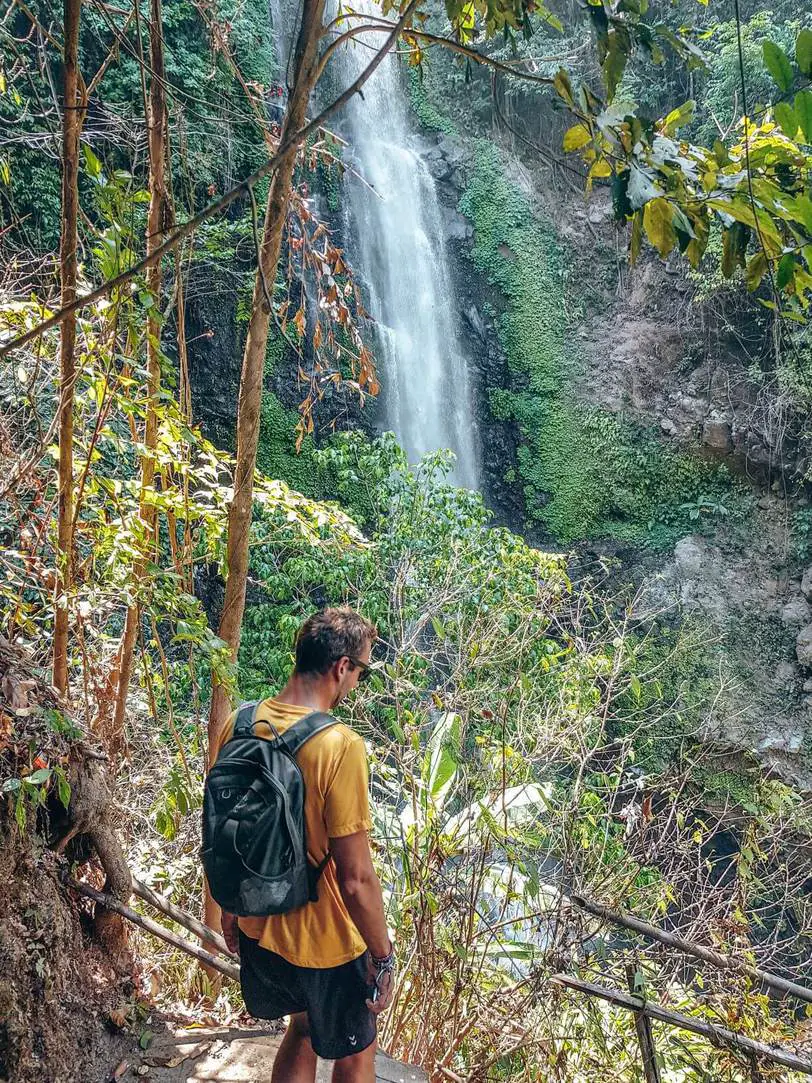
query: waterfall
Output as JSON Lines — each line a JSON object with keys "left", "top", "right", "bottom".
{"left": 333, "top": 12, "right": 480, "bottom": 489}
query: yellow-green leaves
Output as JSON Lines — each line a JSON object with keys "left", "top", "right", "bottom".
{"left": 563, "top": 123, "right": 591, "bottom": 151}
{"left": 662, "top": 99, "right": 695, "bottom": 136}
{"left": 763, "top": 40, "right": 794, "bottom": 93}
{"left": 643, "top": 197, "right": 676, "bottom": 258}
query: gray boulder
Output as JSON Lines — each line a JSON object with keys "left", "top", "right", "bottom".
{"left": 782, "top": 596, "right": 812, "bottom": 629}
{"left": 796, "top": 624, "right": 812, "bottom": 667}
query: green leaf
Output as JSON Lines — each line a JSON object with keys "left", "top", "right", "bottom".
{"left": 763, "top": 41, "right": 794, "bottom": 93}
{"left": 796, "top": 90, "right": 812, "bottom": 143}
{"left": 797, "top": 28, "right": 812, "bottom": 77}
{"left": 26, "top": 768, "right": 52, "bottom": 785}
{"left": 745, "top": 251, "right": 768, "bottom": 292}
{"left": 776, "top": 252, "right": 797, "bottom": 291}
{"left": 774, "top": 101, "right": 799, "bottom": 139}
{"left": 627, "top": 165, "right": 660, "bottom": 210}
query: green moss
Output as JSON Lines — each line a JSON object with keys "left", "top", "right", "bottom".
{"left": 255, "top": 326, "right": 327, "bottom": 497}
{"left": 408, "top": 69, "right": 458, "bottom": 134}
{"left": 460, "top": 142, "right": 749, "bottom": 547}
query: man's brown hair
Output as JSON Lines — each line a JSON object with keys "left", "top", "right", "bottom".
{"left": 294, "top": 607, "right": 377, "bottom": 676}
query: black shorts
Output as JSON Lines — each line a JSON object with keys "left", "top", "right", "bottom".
{"left": 238, "top": 931, "right": 376, "bottom": 1060}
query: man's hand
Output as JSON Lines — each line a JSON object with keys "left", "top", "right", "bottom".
{"left": 221, "top": 910, "right": 240, "bottom": 956}
{"left": 365, "top": 952, "right": 395, "bottom": 1015}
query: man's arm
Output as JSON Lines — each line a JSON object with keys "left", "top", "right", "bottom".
{"left": 331, "top": 831, "right": 394, "bottom": 1014}
{"left": 220, "top": 910, "right": 240, "bottom": 955}
{"left": 331, "top": 831, "right": 390, "bottom": 958}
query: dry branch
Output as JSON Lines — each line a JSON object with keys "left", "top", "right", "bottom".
{"left": 552, "top": 974, "right": 812, "bottom": 1076}
{"left": 69, "top": 878, "right": 240, "bottom": 981}
{"left": 132, "top": 877, "right": 237, "bottom": 961}
{"left": 571, "top": 894, "right": 812, "bottom": 1006}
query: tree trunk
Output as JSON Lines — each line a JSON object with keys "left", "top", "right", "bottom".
{"left": 207, "top": 0, "right": 327, "bottom": 755}
{"left": 110, "top": 0, "right": 169, "bottom": 753}
{"left": 53, "top": 0, "right": 84, "bottom": 694}
{"left": 203, "top": 0, "right": 327, "bottom": 943}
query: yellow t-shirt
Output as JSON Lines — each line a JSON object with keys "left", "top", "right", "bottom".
{"left": 213, "top": 698, "right": 371, "bottom": 969}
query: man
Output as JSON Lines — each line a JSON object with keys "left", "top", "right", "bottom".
{"left": 214, "top": 607, "right": 393, "bottom": 1083}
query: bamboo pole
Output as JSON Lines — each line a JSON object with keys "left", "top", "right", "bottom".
{"left": 552, "top": 975, "right": 812, "bottom": 1076}
{"left": 131, "top": 878, "right": 237, "bottom": 961}
{"left": 571, "top": 894, "right": 812, "bottom": 1006}
{"left": 626, "top": 964, "right": 661, "bottom": 1083}
{"left": 69, "top": 878, "right": 240, "bottom": 982}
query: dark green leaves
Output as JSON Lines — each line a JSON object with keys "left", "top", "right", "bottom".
{"left": 763, "top": 41, "right": 794, "bottom": 92}
{"left": 796, "top": 90, "right": 812, "bottom": 144}
{"left": 797, "top": 28, "right": 812, "bottom": 77}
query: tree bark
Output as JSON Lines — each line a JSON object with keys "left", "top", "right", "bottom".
{"left": 206, "top": 0, "right": 327, "bottom": 755}
{"left": 110, "top": 0, "right": 169, "bottom": 753}
{"left": 53, "top": 0, "right": 84, "bottom": 694}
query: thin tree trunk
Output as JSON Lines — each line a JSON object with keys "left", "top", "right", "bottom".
{"left": 53, "top": 0, "right": 84, "bottom": 694}
{"left": 203, "top": 0, "right": 327, "bottom": 941}
{"left": 110, "top": 0, "right": 168, "bottom": 753}
{"left": 206, "top": 0, "right": 327, "bottom": 754}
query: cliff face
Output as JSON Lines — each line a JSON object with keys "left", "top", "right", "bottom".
{"left": 183, "top": 61, "right": 812, "bottom": 792}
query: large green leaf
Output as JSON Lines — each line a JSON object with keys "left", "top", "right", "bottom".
{"left": 796, "top": 90, "right": 812, "bottom": 144}
{"left": 797, "top": 28, "right": 812, "bottom": 77}
{"left": 763, "top": 40, "right": 794, "bottom": 93}
{"left": 774, "top": 101, "right": 799, "bottom": 139}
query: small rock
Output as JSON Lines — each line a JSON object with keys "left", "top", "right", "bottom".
{"left": 674, "top": 536, "right": 704, "bottom": 576}
{"left": 660, "top": 418, "right": 678, "bottom": 436}
{"left": 758, "top": 495, "right": 771, "bottom": 510}
{"left": 427, "top": 156, "right": 451, "bottom": 181}
{"left": 702, "top": 417, "right": 733, "bottom": 453}
{"left": 758, "top": 731, "right": 803, "bottom": 755}
{"left": 782, "top": 597, "right": 812, "bottom": 629}
{"left": 801, "top": 567, "right": 812, "bottom": 600}
{"left": 775, "top": 661, "right": 799, "bottom": 684}
{"left": 796, "top": 624, "right": 812, "bottom": 667}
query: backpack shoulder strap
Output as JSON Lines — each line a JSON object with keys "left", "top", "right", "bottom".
{"left": 231, "top": 700, "right": 261, "bottom": 740}
{"left": 282, "top": 711, "right": 338, "bottom": 758}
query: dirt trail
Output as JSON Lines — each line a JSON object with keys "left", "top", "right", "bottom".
{"left": 108, "top": 1026, "right": 427, "bottom": 1083}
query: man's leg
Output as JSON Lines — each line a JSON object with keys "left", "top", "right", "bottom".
{"left": 271, "top": 1013, "right": 318, "bottom": 1083}
{"left": 331, "top": 1039, "right": 377, "bottom": 1083}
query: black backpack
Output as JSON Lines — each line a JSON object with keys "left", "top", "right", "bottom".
{"left": 201, "top": 701, "right": 337, "bottom": 917}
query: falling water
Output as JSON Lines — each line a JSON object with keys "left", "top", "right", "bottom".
{"left": 333, "top": 11, "right": 480, "bottom": 489}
